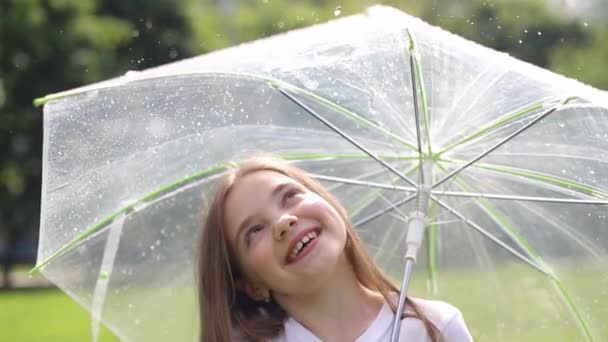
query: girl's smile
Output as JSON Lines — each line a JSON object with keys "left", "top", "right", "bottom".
{"left": 285, "top": 227, "right": 321, "bottom": 265}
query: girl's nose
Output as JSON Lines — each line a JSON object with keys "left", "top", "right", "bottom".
{"left": 273, "top": 214, "right": 297, "bottom": 240}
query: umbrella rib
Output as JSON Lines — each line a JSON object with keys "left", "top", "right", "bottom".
{"left": 269, "top": 80, "right": 419, "bottom": 153}
{"left": 277, "top": 86, "right": 418, "bottom": 188}
{"left": 430, "top": 190, "right": 608, "bottom": 205}
{"left": 353, "top": 193, "right": 418, "bottom": 227}
{"left": 440, "top": 157, "right": 608, "bottom": 199}
{"left": 311, "top": 174, "right": 417, "bottom": 192}
{"left": 307, "top": 175, "right": 588, "bottom": 206}
{"left": 432, "top": 96, "right": 574, "bottom": 190}
{"left": 429, "top": 195, "right": 552, "bottom": 277}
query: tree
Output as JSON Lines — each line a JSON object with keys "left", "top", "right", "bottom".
{"left": 0, "top": 0, "right": 194, "bottom": 287}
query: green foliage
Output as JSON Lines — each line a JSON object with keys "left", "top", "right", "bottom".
{"left": 551, "top": 25, "right": 608, "bottom": 90}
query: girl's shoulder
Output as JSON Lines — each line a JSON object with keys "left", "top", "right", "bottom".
{"left": 408, "top": 297, "right": 461, "bottom": 328}
{"left": 405, "top": 297, "right": 472, "bottom": 341}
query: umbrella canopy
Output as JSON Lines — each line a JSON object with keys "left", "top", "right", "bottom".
{"left": 34, "top": 6, "right": 608, "bottom": 342}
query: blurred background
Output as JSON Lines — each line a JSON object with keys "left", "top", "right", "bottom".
{"left": 1, "top": 0, "right": 607, "bottom": 340}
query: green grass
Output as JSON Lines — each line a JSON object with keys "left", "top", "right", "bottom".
{"left": 0, "top": 288, "right": 119, "bottom": 342}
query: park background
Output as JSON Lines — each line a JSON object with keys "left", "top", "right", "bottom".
{"left": 1, "top": 0, "right": 607, "bottom": 341}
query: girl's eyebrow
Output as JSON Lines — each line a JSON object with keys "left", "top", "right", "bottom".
{"left": 235, "top": 182, "right": 292, "bottom": 245}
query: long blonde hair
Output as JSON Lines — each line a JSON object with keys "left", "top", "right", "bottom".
{"left": 197, "top": 157, "right": 439, "bottom": 341}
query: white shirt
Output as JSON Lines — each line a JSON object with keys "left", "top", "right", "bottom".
{"left": 271, "top": 298, "right": 473, "bottom": 341}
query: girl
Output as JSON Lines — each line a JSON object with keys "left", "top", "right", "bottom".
{"left": 197, "top": 157, "right": 472, "bottom": 342}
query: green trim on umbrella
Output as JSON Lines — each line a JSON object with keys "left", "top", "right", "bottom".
{"left": 407, "top": 29, "right": 433, "bottom": 156}
{"left": 439, "top": 158, "right": 608, "bottom": 199}
{"left": 268, "top": 80, "right": 419, "bottom": 153}
{"left": 426, "top": 177, "right": 438, "bottom": 295}
{"left": 33, "top": 93, "right": 73, "bottom": 107}
{"left": 435, "top": 97, "right": 559, "bottom": 157}
{"left": 30, "top": 163, "right": 230, "bottom": 274}
{"left": 436, "top": 161, "right": 594, "bottom": 341}
{"left": 31, "top": 152, "right": 418, "bottom": 274}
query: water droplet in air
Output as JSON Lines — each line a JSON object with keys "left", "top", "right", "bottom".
{"left": 524, "top": 29, "right": 528, "bottom": 33}
{"left": 583, "top": 22, "right": 588, "bottom": 27}
{"left": 518, "top": 40, "right": 523, "bottom": 44}
{"left": 589, "top": 169, "right": 596, "bottom": 175}
{"left": 558, "top": 122, "right": 565, "bottom": 128}
{"left": 334, "top": 6, "right": 342, "bottom": 16}
{"left": 537, "top": 31, "right": 542, "bottom": 36}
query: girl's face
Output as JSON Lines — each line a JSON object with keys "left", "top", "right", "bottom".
{"left": 224, "top": 170, "right": 348, "bottom": 299}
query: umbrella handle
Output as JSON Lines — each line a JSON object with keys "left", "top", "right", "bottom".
{"left": 389, "top": 213, "right": 426, "bottom": 342}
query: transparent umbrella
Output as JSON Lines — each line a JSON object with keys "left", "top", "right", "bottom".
{"left": 33, "top": 6, "right": 608, "bottom": 342}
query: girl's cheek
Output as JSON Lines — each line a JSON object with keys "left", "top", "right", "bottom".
{"left": 250, "top": 240, "right": 275, "bottom": 271}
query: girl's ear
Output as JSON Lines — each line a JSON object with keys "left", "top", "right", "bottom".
{"left": 235, "top": 277, "right": 270, "bottom": 301}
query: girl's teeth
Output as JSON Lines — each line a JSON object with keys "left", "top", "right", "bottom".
{"left": 289, "top": 231, "right": 319, "bottom": 261}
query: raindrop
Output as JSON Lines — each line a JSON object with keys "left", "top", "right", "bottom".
{"left": 134, "top": 319, "right": 141, "bottom": 325}
{"left": 128, "top": 303, "right": 134, "bottom": 309}
{"left": 537, "top": 31, "right": 542, "bottom": 36}
{"left": 518, "top": 40, "right": 523, "bottom": 44}
{"left": 589, "top": 169, "right": 596, "bottom": 175}
{"left": 497, "top": 25, "right": 502, "bottom": 29}
{"left": 334, "top": 6, "right": 342, "bottom": 16}
{"left": 583, "top": 22, "right": 588, "bottom": 27}
{"left": 524, "top": 29, "right": 528, "bottom": 33}
{"left": 558, "top": 122, "right": 565, "bottom": 128}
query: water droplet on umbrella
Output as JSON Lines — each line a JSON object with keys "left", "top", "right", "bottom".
{"left": 334, "top": 6, "right": 342, "bottom": 16}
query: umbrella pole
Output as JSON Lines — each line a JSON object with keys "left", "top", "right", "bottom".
{"left": 389, "top": 209, "right": 427, "bottom": 342}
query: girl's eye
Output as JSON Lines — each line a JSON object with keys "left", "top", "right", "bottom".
{"left": 245, "top": 225, "right": 263, "bottom": 244}
{"left": 282, "top": 189, "right": 301, "bottom": 206}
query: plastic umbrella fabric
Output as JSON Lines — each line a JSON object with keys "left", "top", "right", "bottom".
{"left": 33, "top": 6, "right": 608, "bottom": 342}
